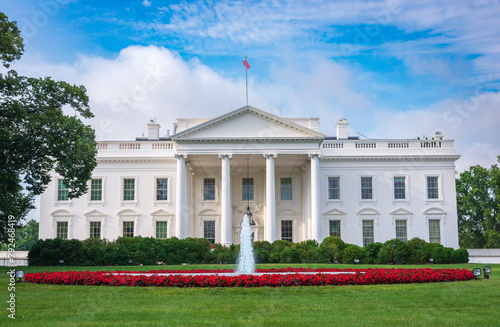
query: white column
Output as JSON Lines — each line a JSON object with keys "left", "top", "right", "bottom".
{"left": 309, "top": 153, "right": 322, "bottom": 242}
{"left": 264, "top": 154, "right": 277, "bottom": 242}
{"left": 219, "top": 154, "right": 232, "bottom": 246}
{"left": 175, "top": 154, "right": 187, "bottom": 239}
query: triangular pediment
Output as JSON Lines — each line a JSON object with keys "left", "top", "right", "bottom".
{"left": 323, "top": 208, "right": 347, "bottom": 216}
{"left": 171, "top": 105, "right": 325, "bottom": 142}
{"left": 390, "top": 208, "right": 413, "bottom": 216}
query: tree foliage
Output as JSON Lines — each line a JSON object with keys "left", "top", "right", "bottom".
{"left": 456, "top": 158, "right": 500, "bottom": 248}
{"left": 0, "top": 12, "right": 97, "bottom": 241}
{"left": 0, "top": 219, "right": 38, "bottom": 251}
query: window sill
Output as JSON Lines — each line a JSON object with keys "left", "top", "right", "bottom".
{"left": 326, "top": 200, "right": 343, "bottom": 205}
{"left": 87, "top": 201, "right": 104, "bottom": 205}
{"left": 201, "top": 200, "right": 219, "bottom": 206}
{"left": 359, "top": 200, "right": 377, "bottom": 205}
{"left": 425, "top": 199, "right": 443, "bottom": 205}
{"left": 153, "top": 200, "right": 171, "bottom": 206}
{"left": 120, "top": 201, "right": 138, "bottom": 206}
{"left": 392, "top": 200, "right": 410, "bottom": 205}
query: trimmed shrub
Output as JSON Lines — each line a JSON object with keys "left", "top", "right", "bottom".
{"left": 453, "top": 248, "right": 469, "bottom": 263}
{"left": 342, "top": 245, "right": 366, "bottom": 264}
{"left": 365, "top": 242, "right": 383, "bottom": 264}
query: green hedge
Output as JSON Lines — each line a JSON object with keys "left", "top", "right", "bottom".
{"left": 28, "top": 236, "right": 469, "bottom": 266}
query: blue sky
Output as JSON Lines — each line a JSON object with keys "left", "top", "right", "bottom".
{"left": 3, "top": 1, "right": 500, "bottom": 210}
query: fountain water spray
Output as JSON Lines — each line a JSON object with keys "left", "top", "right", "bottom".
{"left": 236, "top": 212, "right": 255, "bottom": 274}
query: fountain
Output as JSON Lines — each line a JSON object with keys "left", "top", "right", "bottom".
{"left": 236, "top": 212, "right": 255, "bottom": 274}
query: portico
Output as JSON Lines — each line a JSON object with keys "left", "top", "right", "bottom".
{"left": 171, "top": 105, "right": 326, "bottom": 244}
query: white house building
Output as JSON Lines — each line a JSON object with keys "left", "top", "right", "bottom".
{"left": 39, "top": 105, "right": 460, "bottom": 248}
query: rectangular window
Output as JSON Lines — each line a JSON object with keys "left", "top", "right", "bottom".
{"left": 280, "top": 178, "right": 292, "bottom": 200}
{"left": 329, "top": 220, "right": 341, "bottom": 237}
{"left": 156, "top": 178, "right": 168, "bottom": 201}
{"left": 362, "top": 220, "right": 374, "bottom": 246}
{"left": 90, "top": 179, "right": 102, "bottom": 201}
{"left": 395, "top": 220, "right": 407, "bottom": 242}
{"left": 394, "top": 177, "right": 406, "bottom": 200}
{"left": 156, "top": 221, "right": 168, "bottom": 239}
{"left": 57, "top": 179, "right": 69, "bottom": 201}
{"left": 204, "top": 178, "right": 216, "bottom": 201}
{"left": 204, "top": 221, "right": 215, "bottom": 244}
{"left": 328, "top": 177, "right": 340, "bottom": 200}
{"left": 123, "top": 221, "right": 134, "bottom": 238}
{"left": 427, "top": 176, "right": 439, "bottom": 199}
{"left": 361, "top": 177, "right": 373, "bottom": 200}
{"left": 56, "top": 222, "right": 68, "bottom": 239}
{"left": 429, "top": 220, "right": 441, "bottom": 243}
{"left": 281, "top": 220, "right": 293, "bottom": 242}
{"left": 242, "top": 178, "right": 254, "bottom": 201}
{"left": 123, "top": 179, "right": 135, "bottom": 201}
{"left": 90, "top": 221, "right": 101, "bottom": 238}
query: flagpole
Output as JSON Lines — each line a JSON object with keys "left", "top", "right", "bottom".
{"left": 245, "top": 57, "right": 248, "bottom": 105}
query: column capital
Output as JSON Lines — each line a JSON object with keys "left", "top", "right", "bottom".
{"left": 175, "top": 154, "right": 188, "bottom": 160}
{"left": 263, "top": 153, "right": 278, "bottom": 159}
{"left": 308, "top": 153, "right": 322, "bottom": 159}
{"left": 218, "top": 154, "right": 233, "bottom": 159}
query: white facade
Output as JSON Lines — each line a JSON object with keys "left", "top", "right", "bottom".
{"left": 39, "top": 106, "right": 460, "bottom": 248}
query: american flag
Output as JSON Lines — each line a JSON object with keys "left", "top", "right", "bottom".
{"left": 242, "top": 58, "right": 251, "bottom": 70}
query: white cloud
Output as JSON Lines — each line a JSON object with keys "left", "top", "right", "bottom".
{"left": 142, "top": 0, "right": 151, "bottom": 7}
{"left": 367, "top": 92, "right": 500, "bottom": 172}
{"left": 12, "top": 45, "right": 499, "bottom": 172}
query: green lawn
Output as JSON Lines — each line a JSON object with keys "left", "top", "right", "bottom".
{"left": 1, "top": 264, "right": 499, "bottom": 326}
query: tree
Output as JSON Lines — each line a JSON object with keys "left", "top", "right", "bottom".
{"left": 456, "top": 160, "right": 500, "bottom": 248}
{"left": 0, "top": 219, "right": 38, "bottom": 251}
{"left": 0, "top": 12, "right": 97, "bottom": 242}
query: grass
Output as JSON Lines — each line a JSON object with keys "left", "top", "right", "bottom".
{"left": 1, "top": 263, "right": 499, "bottom": 326}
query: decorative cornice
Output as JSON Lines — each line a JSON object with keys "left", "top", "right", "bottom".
{"left": 319, "top": 155, "right": 460, "bottom": 161}
{"left": 174, "top": 137, "right": 325, "bottom": 143}
{"left": 97, "top": 157, "right": 176, "bottom": 163}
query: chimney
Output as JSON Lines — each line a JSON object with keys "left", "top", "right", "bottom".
{"left": 336, "top": 118, "right": 349, "bottom": 139}
{"left": 147, "top": 119, "right": 161, "bottom": 140}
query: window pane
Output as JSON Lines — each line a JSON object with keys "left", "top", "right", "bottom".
{"left": 280, "top": 178, "right": 292, "bottom": 200}
{"left": 329, "top": 220, "right": 341, "bottom": 237}
{"left": 204, "top": 221, "right": 215, "bottom": 244}
{"left": 123, "top": 221, "right": 134, "bottom": 237}
{"left": 123, "top": 179, "right": 135, "bottom": 201}
{"left": 242, "top": 178, "right": 254, "bottom": 201}
{"left": 156, "top": 178, "right": 168, "bottom": 201}
{"left": 429, "top": 219, "right": 441, "bottom": 243}
{"left": 58, "top": 180, "right": 69, "bottom": 201}
{"left": 328, "top": 177, "right": 340, "bottom": 200}
{"left": 394, "top": 177, "right": 405, "bottom": 200}
{"left": 204, "top": 178, "right": 216, "bottom": 201}
{"left": 90, "top": 221, "right": 101, "bottom": 238}
{"left": 362, "top": 220, "right": 374, "bottom": 246}
{"left": 361, "top": 177, "right": 373, "bottom": 200}
{"left": 427, "top": 177, "right": 439, "bottom": 199}
{"left": 156, "top": 221, "right": 168, "bottom": 239}
{"left": 57, "top": 222, "right": 68, "bottom": 239}
{"left": 90, "top": 179, "right": 102, "bottom": 201}
{"left": 281, "top": 220, "right": 293, "bottom": 242}
{"left": 395, "top": 220, "right": 407, "bottom": 242}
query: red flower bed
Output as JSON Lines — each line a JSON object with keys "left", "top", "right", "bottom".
{"left": 24, "top": 268, "right": 475, "bottom": 288}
